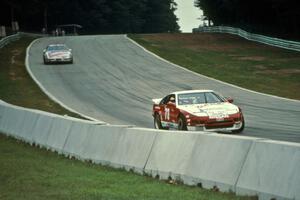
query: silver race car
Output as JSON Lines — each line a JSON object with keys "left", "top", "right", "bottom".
{"left": 43, "top": 44, "right": 73, "bottom": 64}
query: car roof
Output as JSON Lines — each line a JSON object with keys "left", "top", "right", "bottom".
{"left": 46, "top": 44, "right": 70, "bottom": 51}
{"left": 172, "top": 89, "right": 214, "bottom": 95}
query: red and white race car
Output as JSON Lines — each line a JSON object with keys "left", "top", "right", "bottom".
{"left": 152, "top": 90, "right": 245, "bottom": 133}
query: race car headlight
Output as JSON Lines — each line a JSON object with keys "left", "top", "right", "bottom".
{"left": 226, "top": 108, "right": 240, "bottom": 115}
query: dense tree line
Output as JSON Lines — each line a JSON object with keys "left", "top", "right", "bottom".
{"left": 195, "top": 0, "right": 300, "bottom": 39}
{"left": 0, "top": 0, "right": 179, "bottom": 34}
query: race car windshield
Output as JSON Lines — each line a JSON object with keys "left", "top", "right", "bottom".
{"left": 178, "top": 92, "right": 224, "bottom": 105}
{"left": 47, "top": 46, "right": 69, "bottom": 51}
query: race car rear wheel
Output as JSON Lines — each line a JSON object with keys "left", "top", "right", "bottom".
{"left": 178, "top": 115, "right": 187, "bottom": 131}
{"left": 154, "top": 113, "right": 163, "bottom": 129}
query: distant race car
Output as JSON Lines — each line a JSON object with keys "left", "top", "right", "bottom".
{"left": 43, "top": 44, "right": 73, "bottom": 64}
{"left": 152, "top": 90, "right": 245, "bottom": 133}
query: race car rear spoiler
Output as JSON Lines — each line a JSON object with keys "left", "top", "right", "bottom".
{"left": 152, "top": 98, "right": 162, "bottom": 105}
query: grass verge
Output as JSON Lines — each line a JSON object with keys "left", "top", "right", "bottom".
{"left": 0, "top": 134, "right": 256, "bottom": 200}
{"left": 0, "top": 36, "right": 83, "bottom": 118}
{"left": 129, "top": 33, "right": 300, "bottom": 100}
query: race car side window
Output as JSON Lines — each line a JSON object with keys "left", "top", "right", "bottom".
{"left": 168, "top": 94, "right": 175, "bottom": 103}
{"left": 160, "top": 94, "right": 175, "bottom": 105}
{"left": 160, "top": 95, "right": 169, "bottom": 105}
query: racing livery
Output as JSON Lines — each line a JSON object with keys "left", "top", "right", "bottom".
{"left": 43, "top": 44, "right": 73, "bottom": 64}
{"left": 152, "top": 90, "right": 245, "bottom": 133}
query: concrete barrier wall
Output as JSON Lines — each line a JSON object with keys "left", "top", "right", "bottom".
{"left": 0, "top": 103, "right": 11, "bottom": 134}
{"left": 4, "top": 106, "right": 28, "bottom": 139}
{"left": 30, "top": 113, "right": 55, "bottom": 146}
{"left": 18, "top": 111, "right": 40, "bottom": 142}
{"left": 236, "top": 140, "right": 300, "bottom": 200}
{"left": 0, "top": 101, "right": 7, "bottom": 133}
{"left": 44, "top": 117, "right": 73, "bottom": 152}
{"left": 145, "top": 132, "right": 255, "bottom": 192}
{"left": 0, "top": 99, "right": 299, "bottom": 200}
{"left": 144, "top": 131, "right": 200, "bottom": 179}
{"left": 62, "top": 121, "right": 96, "bottom": 159}
{"left": 79, "top": 125, "right": 128, "bottom": 164}
{"left": 73, "top": 126, "right": 157, "bottom": 174}
{"left": 109, "top": 128, "right": 159, "bottom": 174}
{"left": 183, "top": 134, "right": 255, "bottom": 192}
{"left": 0, "top": 101, "right": 32, "bottom": 140}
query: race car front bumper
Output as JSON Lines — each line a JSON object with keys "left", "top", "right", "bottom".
{"left": 45, "top": 57, "right": 73, "bottom": 63}
{"left": 187, "top": 121, "right": 243, "bottom": 132}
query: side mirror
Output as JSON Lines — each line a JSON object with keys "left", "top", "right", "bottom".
{"left": 43, "top": 49, "right": 46, "bottom": 53}
{"left": 69, "top": 49, "right": 72, "bottom": 52}
{"left": 226, "top": 97, "right": 234, "bottom": 103}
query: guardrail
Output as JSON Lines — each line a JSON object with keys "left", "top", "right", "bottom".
{"left": 0, "top": 32, "right": 21, "bottom": 48}
{"left": 19, "top": 32, "right": 48, "bottom": 37}
{"left": 0, "top": 32, "right": 49, "bottom": 49}
{"left": 1, "top": 99, "right": 299, "bottom": 200}
{"left": 193, "top": 26, "right": 300, "bottom": 52}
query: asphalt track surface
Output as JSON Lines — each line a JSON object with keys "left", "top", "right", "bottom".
{"left": 28, "top": 35, "right": 300, "bottom": 143}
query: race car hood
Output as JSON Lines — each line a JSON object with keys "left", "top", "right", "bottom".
{"left": 177, "top": 102, "right": 239, "bottom": 118}
{"left": 46, "top": 51, "right": 71, "bottom": 59}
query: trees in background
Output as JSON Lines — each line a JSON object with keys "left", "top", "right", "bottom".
{"left": 0, "top": 0, "right": 179, "bottom": 34}
{"left": 143, "top": 0, "right": 179, "bottom": 33}
{"left": 195, "top": 0, "right": 300, "bottom": 39}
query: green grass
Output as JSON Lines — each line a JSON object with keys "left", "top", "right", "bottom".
{"left": 0, "top": 36, "right": 83, "bottom": 118}
{"left": 0, "top": 134, "right": 256, "bottom": 200}
{"left": 129, "top": 33, "right": 300, "bottom": 100}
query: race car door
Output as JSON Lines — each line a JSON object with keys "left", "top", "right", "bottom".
{"left": 164, "top": 94, "right": 178, "bottom": 127}
{"left": 159, "top": 95, "right": 173, "bottom": 124}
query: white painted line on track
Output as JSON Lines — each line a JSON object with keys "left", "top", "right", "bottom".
{"left": 25, "top": 38, "right": 108, "bottom": 124}
{"left": 125, "top": 35, "right": 300, "bottom": 103}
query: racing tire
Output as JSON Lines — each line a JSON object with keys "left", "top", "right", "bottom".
{"left": 43, "top": 57, "right": 48, "bottom": 65}
{"left": 232, "top": 119, "right": 245, "bottom": 133}
{"left": 154, "top": 113, "right": 169, "bottom": 130}
{"left": 178, "top": 115, "right": 187, "bottom": 131}
{"left": 154, "top": 113, "right": 163, "bottom": 129}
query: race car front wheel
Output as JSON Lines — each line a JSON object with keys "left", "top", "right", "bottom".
{"left": 232, "top": 118, "right": 245, "bottom": 133}
{"left": 43, "top": 57, "right": 48, "bottom": 65}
